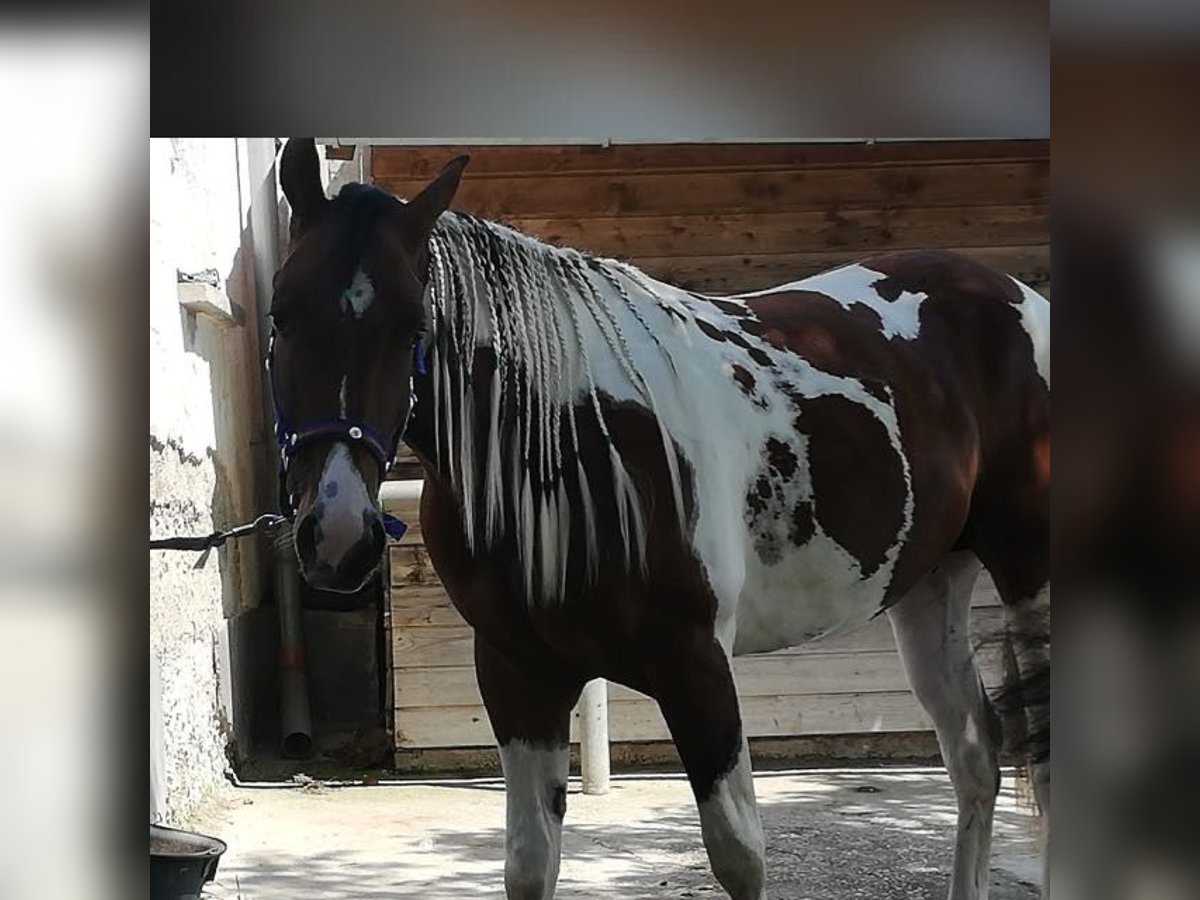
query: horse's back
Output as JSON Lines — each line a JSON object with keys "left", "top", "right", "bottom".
{"left": 728, "top": 249, "right": 1049, "bottom": 653}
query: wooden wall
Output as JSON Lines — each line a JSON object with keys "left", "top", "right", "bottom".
{"left": 371, "top": 140, "right": 1050, "bottom": 295}
{"left": 372, "top": 141, "right": 1042, "bottom": 763}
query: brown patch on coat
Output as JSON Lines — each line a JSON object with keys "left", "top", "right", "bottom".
{"left": 766, "top": 437, "right": 798, "bottom": 479}
{"left": 868, "top": 250, "right": 1023, "bottom": 306}
{"left": 719, "top": 323, "right": 777, "bottom": 367}
{"left": 1033, "top": 435, "right": 1050, "bottom": 489}
{"left": 789, "top": 501, "right": 816, "bottom": 546}
{"left": 746, "top": 291, "right": 891, "bottom": 385}
{"left": 796, "top": 394, "right": 907, "bottom": 578}
{"left": 695, "top": 319, "right": 728, "bottom": 343}
{"left": 703, "top": 296, "right": 750, "bottom": 317}
{"left": 731, "top": 364, "right": 756, "bottom": 396}
{"left": 744, "top": 435, "right": 809, "bottom": 564}
{"left": 855, "top": 250, "right": 1049, "bottom": 603}
{"left": 746, "top": 476, "right": 770, "bottom": 516}
{"left": 747, "top": 346, "right": 773, "bottom": 367}
{"left": 738, "top": 317, "right": 767, "bottom": 337}
{"left": 861, "top": 379, "right": 890, "bottom": 403}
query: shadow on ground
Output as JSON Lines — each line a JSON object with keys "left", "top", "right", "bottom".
{"left": 202, "top": 771, "right": 1042, "bottom": 899}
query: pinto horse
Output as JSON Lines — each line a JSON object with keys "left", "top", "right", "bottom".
{"left": 268, "top": 139, "right": 1049, "bottom": 900}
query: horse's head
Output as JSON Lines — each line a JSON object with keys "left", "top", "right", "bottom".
{"left": 268, "top": 138, "right": 467, "bottom": 592}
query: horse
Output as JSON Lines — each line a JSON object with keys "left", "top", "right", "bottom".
{"left": 267, "top": 138, "right": 1050, "bottom": 900}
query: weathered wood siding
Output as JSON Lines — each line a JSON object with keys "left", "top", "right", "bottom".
{"left": 370, "top": 140, "right": 1050, "bottom": 296}
{"left": 373, "top": 141, "right": 1043, "bottom": 757}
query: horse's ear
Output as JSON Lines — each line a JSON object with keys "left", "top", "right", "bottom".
{"left": 399, "top": 155, "right": 470, "bottom": 243}
{"left": 279, "top": 138, "right": 328, "bottom": 231}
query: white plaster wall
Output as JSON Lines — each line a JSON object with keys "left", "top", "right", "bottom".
{"left": 149, "top": 138, "right": 274, "bottom": 824}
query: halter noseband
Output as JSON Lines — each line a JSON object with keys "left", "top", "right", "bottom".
{"left": 267, "top": 332, "right": 427, "bottom": 539}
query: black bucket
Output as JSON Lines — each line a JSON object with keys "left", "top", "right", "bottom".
{"left": 150, "top": 823, "right": 228, "bottom": 900}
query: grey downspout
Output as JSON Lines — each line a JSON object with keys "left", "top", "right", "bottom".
{"left": 273, "top": 523, "right": 314, "bottom": 759}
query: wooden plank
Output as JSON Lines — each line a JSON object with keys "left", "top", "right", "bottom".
{"left": 388, "top": 544, "right": 438, "bottom": 587}
{"left": 394, "top": 690, "right": 935, "bottom": 749}
{"left": 605, "top": 691, "right": 935, "bottom": 743}
{"left": 372, "top": 140, "right": 1049, "bottom": 181}
{"left": 389, "top": 591, "right": 466, "bottom": 629}
{"left": 394, "top": 640, "right": 1003, "bottom": 709}
{"left": 392, "top": 731, "right": 947, "bottom": 775}
{"left": 505, "top": 204, "right": 1049, "bottom": 259}
{"left": 388, "top": 558, "right": 1002, "bottom": 616}
{"left": 394, "top": 705, "right": 495, "bottom": 749}
{"left": 390, "top": 606, "right": 1007, "bottom": 668}
{"left": 631, "top": 245, "right": 1051, "bottom": 294}
{"left": 374, "top": 161, "right": 1049, "bottom": 218}
{"left": 393, "top": 625, "right": 475, "bottom": 668}
{"left": 392, "top": 649, "right": 992, "bottom": 710}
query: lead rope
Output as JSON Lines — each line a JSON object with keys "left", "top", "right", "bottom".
{"left": 149, "top": 513, "right": 290, "bottom": 569}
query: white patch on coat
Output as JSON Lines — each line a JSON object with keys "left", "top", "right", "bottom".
{"left": 498, "top": 740, "right": 569, "bottom": 900}
{"left": 732, "top": 262, "right": 929, "bottom": 340}
{"left": 313, "top": 442, "right": 374, "bottom": 566}
{"left": 342, "top": 267, "right": 375, "bottom": 318}
{"left": 698, "top": 735, "right": 767, "bottom": 900}
{"left": 1010, "top": 276, "right": 1051, "bottom": 387}
{"left": 338, "top": 375, "right": 348, "bottom": 418}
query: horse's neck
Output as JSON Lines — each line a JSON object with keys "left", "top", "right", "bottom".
{"left": 412, "top": 220, "right": 678, "bottom": 599}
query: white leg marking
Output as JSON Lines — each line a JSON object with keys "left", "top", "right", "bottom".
{"left": 499, "top": 740, "right": 569, "bottom": 900}
{"left": 888, "top": 552, "right": 998, "bottom": 900}
{"left": 698, "top": 733, "right": 767, "bottom": 900}
{"left": 313, "top": 442, "right": 374, "bottom": 566}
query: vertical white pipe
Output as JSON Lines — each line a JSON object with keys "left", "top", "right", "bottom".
{"left": 273, "top": 523, "right": 314, "bottom": 759}
{"left": 578, "top": 678, "right": 610, "bottom": 795}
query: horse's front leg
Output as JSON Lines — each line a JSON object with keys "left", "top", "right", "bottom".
{"left": 475, "top": 633, "right": 585, "bottom": 900}
{"left": 648, "top": 627, "right": 767, "bottom": 900}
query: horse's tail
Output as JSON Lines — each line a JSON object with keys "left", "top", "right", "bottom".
{"left": 991, "top": 586, "right": 1050, "bottom": 814}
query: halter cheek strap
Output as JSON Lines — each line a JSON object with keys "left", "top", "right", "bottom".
{"left": 268, "top": 334, "right": 428, "bottom": 540}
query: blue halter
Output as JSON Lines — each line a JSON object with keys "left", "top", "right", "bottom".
{"left": 267, "top": 335, "right": 428, "bottom": 540}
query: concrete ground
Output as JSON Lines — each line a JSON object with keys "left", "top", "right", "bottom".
{"left": 194, "top": 768, "right": 1043, "bottom": 899}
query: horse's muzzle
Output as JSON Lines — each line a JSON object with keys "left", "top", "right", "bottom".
{"left": 294, "top": 513, "right": 385, "bottom": 593}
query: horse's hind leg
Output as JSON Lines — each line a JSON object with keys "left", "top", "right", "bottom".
{"left": 647, "top": 628, "right": 766, "bottom": 900}
{"left": 967, "top": 512, "right": 1050, "bottom": 892}
{"left": 888, "top": 551, "right": 1001, "bottom": 900}
{"left": 475, "top": 634, "right": 585, "bottom": 900}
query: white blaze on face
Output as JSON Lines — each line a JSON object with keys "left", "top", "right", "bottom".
{"left": 311, "top": 442, "right": 375, "bottom": 567}
{"left": 342, "top": 267, "right": 375, "bottom": 318}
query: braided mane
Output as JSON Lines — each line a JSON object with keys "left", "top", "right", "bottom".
{"left": 424, "top": 212, "right": 688, "bottom": 603}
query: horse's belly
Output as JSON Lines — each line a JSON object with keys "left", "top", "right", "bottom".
{"left": 731, "top": 535, "right": 889, "bottom": 656}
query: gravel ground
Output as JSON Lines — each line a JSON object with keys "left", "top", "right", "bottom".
{"left": 192, "top": 767, "right": 1043, "bottom": 899}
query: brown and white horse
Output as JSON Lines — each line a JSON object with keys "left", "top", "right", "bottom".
{"left": 268, "top": 139, "right": 1050, "bottom": 900}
